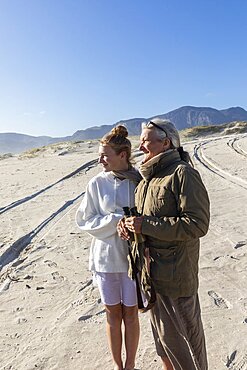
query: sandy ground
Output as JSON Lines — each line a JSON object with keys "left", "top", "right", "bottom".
{"left": 0, "top": 134, "right": 247, "bottom": 370}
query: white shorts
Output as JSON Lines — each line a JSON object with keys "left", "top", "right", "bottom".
{"left": 94, "top": 272, "right": 137, "bottom": 307}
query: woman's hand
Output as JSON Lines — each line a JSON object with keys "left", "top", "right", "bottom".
{"left": 117, "top": 216, "right": 144, "bottom": 240}
{"left": 124, "top": 216, "right": 143, "bottom": 234}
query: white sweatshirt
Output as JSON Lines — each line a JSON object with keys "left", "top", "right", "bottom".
{"left": 75, "top": 171, "right": 136, "bottom": 273}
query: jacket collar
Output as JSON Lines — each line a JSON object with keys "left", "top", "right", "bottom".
{"left": 140, "top": 150, "right": 181, "bottom": 181}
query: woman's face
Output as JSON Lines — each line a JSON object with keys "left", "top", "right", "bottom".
{"left": 139, "top": 128, "right": 169, "bottom": 163}
{"left": 98, "top": 144, "right": 127, "bottom": 172}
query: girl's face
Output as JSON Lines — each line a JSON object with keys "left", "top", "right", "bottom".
{"left": 98, "top": 144, "right": 128, "bottom": 172}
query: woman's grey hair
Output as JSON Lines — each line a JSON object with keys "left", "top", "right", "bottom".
{"left": 142, "top": 118, "right": 193, "bottom": 165}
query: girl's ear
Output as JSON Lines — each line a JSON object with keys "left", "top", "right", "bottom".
{"left": 120, "top": 150, "right": 127, "bottom": 160}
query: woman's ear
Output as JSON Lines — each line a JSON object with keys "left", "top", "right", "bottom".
{"left": 163, "top": 138, "right": 171, "bottom": 151}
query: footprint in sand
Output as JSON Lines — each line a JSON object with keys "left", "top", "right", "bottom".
{"left": 71, "top": 299, "right": 84, "bottom": 308}
{"left": 226, "top": 350, "right": 237, "bottom": 368}
{"left": 79, "top": 279, "right": 93, "bottom": 291}
{"left": 78, "top": 308, "right": 105, "bottom": 323}
{"left": 77, "top": 298, "right": 105, "bottom": 324}
{"left": 234, "top": 241, "right": 246, "bottom": 249}
{"left": 44, "top": 260, "right": 57, "bottom": 268}
{"left": 208, "top": 290, "right": 230, "bottom": 309}
{"left": 230, "top": 353, "right": 247, "bottom": 370}
{"left": 51, "top": 271, "right": 65, "bottom": 282}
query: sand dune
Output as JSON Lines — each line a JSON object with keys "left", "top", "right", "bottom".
{"left": 0, "top": 134, "right": 246, "bottom": 370}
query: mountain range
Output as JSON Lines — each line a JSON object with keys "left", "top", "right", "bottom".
{"left": 1, "top": 105, "right": 247, "bottom": 154}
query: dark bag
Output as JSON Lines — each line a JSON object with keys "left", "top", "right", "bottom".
{"left": 123, "top": 207, "right": 156, "bottom": 313}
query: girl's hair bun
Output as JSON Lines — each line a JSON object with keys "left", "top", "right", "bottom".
{"left": 111, "top": 125, "right": 128, "bottom": 138}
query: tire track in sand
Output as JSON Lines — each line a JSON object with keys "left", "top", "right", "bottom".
{"left": 227, "top": 136, "right": 247, "bottom": 158}
{"left": 0, "top": 159, "right": 98, "bottom": 276}
{"left": 0, "top": 159, "right": 97, "bottom": 215}
{"left": 194, "top": 140, "right": 247, "bottom": 190}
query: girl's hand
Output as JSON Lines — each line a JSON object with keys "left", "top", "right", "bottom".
{"left": 117, "top": 218, "right": 130, "bottom": 240}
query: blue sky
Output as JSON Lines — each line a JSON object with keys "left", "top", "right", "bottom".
{"left": 0, "top": 0, "right": 246, "bottom": 137}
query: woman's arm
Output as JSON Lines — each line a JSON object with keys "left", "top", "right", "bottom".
{"left": 129, "top": 166, "right": 210, "bottom": 242}
{"left": 142, "top": 166, "right": 210, "bottom": 241}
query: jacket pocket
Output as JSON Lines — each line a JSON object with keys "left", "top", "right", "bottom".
{"left": 150, "top": 247, "right": 176, "bottom": 282}
{"left": 150, "top": 187, "right": 177, "bottom": 217}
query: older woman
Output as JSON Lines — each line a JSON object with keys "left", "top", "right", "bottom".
{"left": 119, "top": 119, "right": 210, "bottom": 370}
{"left": 76, "top": 125, "right": 141, "bottom": 370}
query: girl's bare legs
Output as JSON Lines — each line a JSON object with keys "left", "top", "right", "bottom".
{"left": 105, "top": 303, "right": 123, "bottom": 370}
{"left": 122, "top": 305, "right": 140, "bottom": 370}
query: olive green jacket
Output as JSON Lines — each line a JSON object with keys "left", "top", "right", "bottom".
{"left": 136, "top": 150, "right": 210, "bottom": 298}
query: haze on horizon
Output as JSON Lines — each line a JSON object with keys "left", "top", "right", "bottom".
{"left": 0, "top": 0, "right": 246, "bottom": 137}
